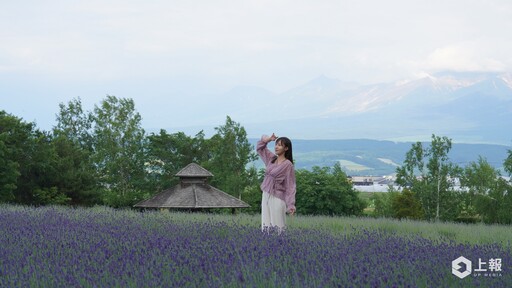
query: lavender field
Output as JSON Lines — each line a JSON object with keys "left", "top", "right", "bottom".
{"left": 1, "top": 205, "right": 510, "bottom": 287}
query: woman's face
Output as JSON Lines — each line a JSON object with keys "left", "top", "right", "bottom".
{"left": 275, "top": 140, "right": 288, "bottom": 156}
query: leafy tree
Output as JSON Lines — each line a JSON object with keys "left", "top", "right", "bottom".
{"left": 460, "top": 156, "right": 512, "bottom": 224}
{"left": 205, "top": 116, "right": 257, "bottom": 199}
{"left": 90, "top": 95, "right": 147, "bottom": 207}
{"left": 54, "top": 97, "right": 94, "bottom": 150}
{"left": 146, "top": 130, "right": 208, "bottom": 193}
{"left": 53, "top": 98, "right": 100, "bottom": 205}
{"left": 0, "top": 136, "right": 18, "bottom": 202}
{"left": 391, "top": 189, "right": 423, "bottom": 220}
{"left": 296, "top": 164, "right": 365, "bottom": 216}
{"left": 370, "top": 188, "right": 400, "bottom": 218}
{"left": 19, "top": 131, "right": 67, "bottom": 205}
{"left": 50, "top": 135, "right": 101, "bottom": 205}
{"left": 0, "top": 111, "right": 71, "bottom": 205}
{"left": 473, "top": 178, "right": 512, "bottom": 224}
{"left": 495, "top": 181, "right": 512, "bottom": 224}
{"left": 0, "top": 111, "right": 22, "bottom": 202}
{"left": 396, "top": 134, "right": 461, "bottom": 221}
{"left": 239, "top": 167, "right": 264, "bottom": 214}
{"left": 32, "top": 187, "right": 71, "bottom": 205}
{"left": 504, "top": 149, "right": 512, "bottom": 177}
{"left": 461, "top": 156, "right": 500, "bottom": 195}
{"left": 459, "top": 156, "right": 498, "bottom": 221}
{"left": 0, "top": 111, "right": 43, "bottom": 204}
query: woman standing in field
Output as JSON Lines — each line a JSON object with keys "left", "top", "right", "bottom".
{"left": 257, "top": 133, "right": 296, "bottom": 231}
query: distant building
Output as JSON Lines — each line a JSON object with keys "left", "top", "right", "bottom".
{"left": 349, "top": 176, "right": 387, "bottom": 186}
{"left": 349, "top": 175, "right": 400, "bottom": 193}
{"left": 134, "top": 163, "right": 250, "bottom": 211}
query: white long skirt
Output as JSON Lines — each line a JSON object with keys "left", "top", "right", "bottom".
{"left": 261, "top": 191, "right": 286, "bottom": 231}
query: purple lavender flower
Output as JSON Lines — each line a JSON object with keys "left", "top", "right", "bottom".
{"left": 0, "top": 205, "right": 510, "bottom": 287}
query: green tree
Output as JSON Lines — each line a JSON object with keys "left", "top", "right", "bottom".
{"left": 53, "top": 98, "right": 100, "bottom": 205}
{"left": 391, "top": 189, "right": 424, "bottom": 220}
{"left": 240, "top": 167, "right": 264, "bottom": 214}
{"left": 21, "top": 131, "right": 72, "bottom": 205}
{"left": 504, "top": 149, "right": 512, "bottom": 177}
{"left": 460, "top": 156, "right": 512, "bottom": 224}
{"left": 0, "top": 111, "right": 22, "bottom": 202}
{"left": 473, "top": 178, "right": 512, "bottom": 224}
{"left": 91, "top": 95, "right": 147, "bottom": 207}
{"left": 396, "top": 134, "right": 461, "bottom": 221}
{"left": 50, "top": 135, "right": 100, "bottom": 205}
{"left": 205, "top": 116, "right": 257, "bottom": 199}
{"left": 0, "top": 111, "right": 71, "bottom": 205}
{"left": 296, "top": 164, "right": 365, "bottom": 216}
{"left": 370, "top": 188, "right": 400, "bottom": 218}
{"left": 146, "top": 130, "right": 208, "bottom": 193}
{"left": 54, "top": 97, "right": 94, "bottom": 150}
{"left": 459, "top": 156, "right": 499, "bottom": 221}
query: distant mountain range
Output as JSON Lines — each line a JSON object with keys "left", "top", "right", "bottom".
{"left": 250, "top": 138, "right": 511, "bottom": 176}
{"left": 165, "top": 71, "right": 512, "bottom": 174}
{"left": 193, "top": 71, "right": 512, "bottom": 145}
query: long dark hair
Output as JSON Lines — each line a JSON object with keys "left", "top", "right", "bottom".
{"left": 272, "top": 137, "right": 294, "bottom": 164}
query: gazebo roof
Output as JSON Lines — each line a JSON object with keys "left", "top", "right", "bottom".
{"left": 175, "top": 163, "right": 213, "bottom": 178}
{"left": 134, "top": 163, "right": 249, "bottom": 209}
{"left": 133, "top": 184, "right": 249, "bottom": 209}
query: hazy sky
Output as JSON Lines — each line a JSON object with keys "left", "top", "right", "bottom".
{"left": 1, "top": 0, "right": 511, "bottom": 133}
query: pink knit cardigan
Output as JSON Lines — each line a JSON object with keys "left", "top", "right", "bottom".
{"left": 256, "top": 135, "right": 296, "bottom": 213}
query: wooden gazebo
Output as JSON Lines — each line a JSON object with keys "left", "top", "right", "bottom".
{"left": 134, "top": 163, "right": 249, "bottom": 210}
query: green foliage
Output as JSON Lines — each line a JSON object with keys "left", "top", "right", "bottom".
{"left": 296, "top": 163, "right": 365, "bottom": 216}
{"left": 0, "top": 137, "right": 18, "bottom": 201}
{"left": 54, "top": 97, "right": 94, "bottom": 150}
{"left": 473, "top": 178, "right": 512, "bottom": 224}
{"left": 239, "top": 167, "right": 263, "bottom": 214}
{"left": 146, "top": 130, "right": 208, "bottom": 193}
{"left": 53, "top": 98, "right": 100, "bottom": 205}
{"left": 101, "top": 188, "right": 149, "bottom": 208}
{"left": 504, "top": 149, "right": 512, "bottom": 177}
{"left": 0, "top": 112, "right": 22, "bottom": 202}
{"left": 32, "top": 187, "right": 71, "bottom": 205}
{"left": 51, "top": 135, "right": 101, "bottom": 205}
{"left": 4, "top": 98, "right": 512, "bottom": 224}
{"left": 0, "top": 110, "right": 85, "bottom": 205}
{"left": 370, "top": 189, "right": 400, "bottom": 218}
{"left": 91, "top": 95, "right": 147, "bottom": 207}
{"left": 205, "top": 116, "right": 258, "bottom": 198}
{"left": 0, "top": 111, "right": 36, "bottom": 203}
{"left": 240, "top": 185, "right": 262, "bottom": 214}
{"left": 395, "top": 134, "right": 461, "bottom": 221}
{"left": 391, "top": 189, "right": 423, "bottom": 220}
{"left": 459, "top": 156, "right": 500, "bottom": 222}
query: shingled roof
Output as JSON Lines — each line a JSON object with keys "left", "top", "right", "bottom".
{"left": 175, "top": 163, "right": 213, "bottom": 178}
{"left": 134, "top": 163, "right": 249, "bottom": 209}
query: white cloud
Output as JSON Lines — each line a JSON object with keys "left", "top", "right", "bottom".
{"left": 1, "top": 0, "right": 512, "bottom": 131}
{"left": 2, "top": 0, "right": 511, "bottom": 87}
{"left": 422, "top": 43, "right": 507, "bottom": 73}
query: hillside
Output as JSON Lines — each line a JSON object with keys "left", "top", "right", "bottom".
{"left": 250, "top": 138, "right": 510, "bottom": 176}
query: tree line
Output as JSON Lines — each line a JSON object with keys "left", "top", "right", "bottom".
{"left": 372, "top": 134, "right": 512, "bottom": 224}
{"left": 0, "top": 96, "right": 364, "bottom": 216}
{"left": 3, "top": 95, "right": 511, "bottom": 223}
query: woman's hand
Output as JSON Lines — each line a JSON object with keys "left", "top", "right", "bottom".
{"left": 266, "top": 133, "right": 278, "bottom": 143}
{"left": 288, "top": 208, "right": 295, "bottom": 216}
